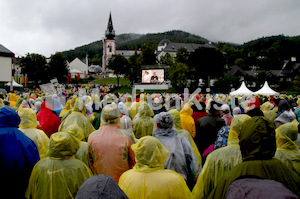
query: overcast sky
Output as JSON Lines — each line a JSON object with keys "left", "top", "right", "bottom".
{"left": 1, "top": 0, "right": 300, "bottom": 57}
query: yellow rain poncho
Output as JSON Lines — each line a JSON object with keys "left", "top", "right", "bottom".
{"left": 26, "top": 132, "right": 93, "bottom": 199}
{"left": 168, "top": 109, "right": 202, "bottom": 166}
{"left": 59, "top": 99, "right": 95, "bottom": 141}
{"left": 18, "top": 106, "right": 49, "bottom": 159}
{"left": 193, "top": 114, "right": 251, "bottom": 199}
{"left": 64, "top": 124, "right": 92, "bottom": 172}
{"left": 59, "top": 98, "right": 72, "bottom": 118}
{"left": 261, "top": 101, "right": 277, "bottom": 122}
{"left": 180, "top": 103, "right": 196, "bottom": 138}
{"left": 129, "top": 94, "right": 146, "bottom": 119}
{"left": 9, "top": 93, "right": 18, "bottom": 107}
{"left": 124, "top": 96, "right": 133, "bottom": 116}
{"left": 119, "top": 136, "right": 192, "bottom": 199}
{"left": 132, "top": 102, "right": 155, "bottom": 139}
{"left": 275, "top": 119, "right": 300, "bottom": 175}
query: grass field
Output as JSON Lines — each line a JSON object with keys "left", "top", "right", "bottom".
{"left": 92, "top": 77, "right": 130, "bottom": 85}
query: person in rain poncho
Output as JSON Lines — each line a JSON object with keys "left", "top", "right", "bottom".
{"left": 18, "top": 106, "right": 50, "bottom": 159}
{"left": 59, "top": 99, "right": 95, "bottom": 141}
{"left": 246, "top": 96, "right": 264, "bottom": 117}
{"left": 168, "top": 109, "right": 202, "bottom": 167}
{"left": 88, "top": 104, "right": 136, "bottom": 183}
{"left": 0, "top": 106, "right": 40, "bottom": 199}
{"left": 132, "top": 102, "right": 156, "bottom": 139}
{"left": 129, "top": 94, "right": 146, "bottom": 119}
{"left": 192, "top": 114, "right": 251, "bottom": 199}
{"left": 274, "top": 107, "right": 296, "bottom": 128}
{"left": 275, "top": 119, "right": 300, "bottom": 175}
{"left": 118, "top": 102, "right": 129, "bottom": 117}
{"left": 118, "top": 136, "right": 192, "bottom": 199}
{"left": 123, "top": 96, "right": 132, "bottom": 116}
{"left": 180, "top": 103, "right": 196, "bottom": 138}
{"left": 208, "top": 116, "right": 300, "bottom": 199}
{"left": 261, "top": 101, "right": 277, "bottom": 123}
{"left": 153, "top": 112, "right": 200, "bottom": 190}
{"left": 26, "top": 132, "right": 93, "bottom": 199}
{"left": 12, "top": 96, "right": 24, "bottom": 111}
{"left": 121, "top": 115, "right": 133, "bottom": 135}
{"left": 59, "top": 97, "right": 73, "bottom": 119}
{"left": 37, "top": 101, "right": 61, "bottom": 138}
{"left": 8, "top": 93, "right": 18, "bottom": 107}
{"left": 75, "top": 174, "right": 129, "bottom": 199}
{"left": 65, "top": 124, "right": 93, "bottom": 172}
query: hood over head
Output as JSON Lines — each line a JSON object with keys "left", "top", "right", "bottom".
{"left": 227, "top": 114, "right": 251, "bottom": 146}
{"left": 0, "top": 106, "right": 21, "bottom": 128}
{"left": 239, "top": 116, "right": 276, "bottom": 161}
{"left": 18, "top": 106, "right": 39, "bottom": 129}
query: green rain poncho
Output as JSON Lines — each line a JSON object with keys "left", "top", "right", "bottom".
{"left": 119, "top": 136, "right": 192, "bottom": 199}
{"left": 18, "top": 106, "right": 49, "bottom": 159}
{"left": 168, "top": 109, "right": 202, "bottom": 166}
{"left": 208, "top": 116, "right": 300, "bottom": 199}
{"left": 275, "top": 119, "right": 300, "bottom": 175}
{"left": 59, "top": 99, "right": 95, "bottom": 141}
{"left": 132, "top": 102, "right": 155, "bottom": 139}
{"left": 192, "top": 114, "right": 251, "bottom": 199}
{"left": 26, "top": 132, "right": 93, "bottom": 199}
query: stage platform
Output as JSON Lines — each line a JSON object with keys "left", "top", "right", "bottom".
{"left": 133, "top": 83, "right": 171, "bottom": 90}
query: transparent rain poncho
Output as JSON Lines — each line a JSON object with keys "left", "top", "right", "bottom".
{"left": 180, "top": 103, "right": 196, "bottom": 138}
{"left": 26, "top": 132, "right": 93, "bottom": 199}
{"left": 168, "top": 109, "right": 202, "bottom": 166}
{"left": 119, "top": 136, "right": 192, "bottom": 199}
{"left": 275, "top": 119, "right": 300, "bottom": 175}
{"left": 261, "top": 101, "right": 277, "bottom": 123}
{"left": 59, "top": 99, "right": 95, "bottom": 141}
{"left": 132, "top": 102, "right": 155, "bottom": 139}
{"left": 18, "top": 106, "right": 49, "bottom": 158}
{"left": 192, "top": 114, "right": 251, "bottom": 199}
{"left": 88, "top": 104, "right": 136, "bottom": 183}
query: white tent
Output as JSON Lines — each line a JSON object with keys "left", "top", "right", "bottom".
{"left": 69, "top": 68, "right": 83, "bottom": 74}
{"left": 5, "top": 79, "right": 23, "bottom": 87}
{"left": 254, "top": 81, "right": 279, "bottom": 96}
{"left": 230, "top": 81, "right": 254, "bottom": 96}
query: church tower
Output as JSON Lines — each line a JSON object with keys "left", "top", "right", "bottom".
{"left": 102, "top": 12, "right": 116, "bottom": 73}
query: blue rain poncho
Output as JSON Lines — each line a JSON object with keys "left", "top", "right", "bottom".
{"left": 153, "top": 112, "right": 200, "bottom": 188}
{"left": 0, "top": 107, "right": 40, "bottom": 198}
{"left": 192, "top": 114, "right": 251, "bottom": 199}
{"left": 119, "top": 136, "right": 192, "bottom": 199}
{"left": 26, "top": 132, "right": 93, "bottom": 199}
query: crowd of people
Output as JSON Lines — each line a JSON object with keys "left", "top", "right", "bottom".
{"left": 1, "top": 87, "right": 300, "bottom": 198}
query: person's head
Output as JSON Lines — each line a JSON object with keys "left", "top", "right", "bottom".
{"left": 247, "top": 96, "right": 261, "bottom": 112}
{"left": 239, "top": 116, "right": 276, "bottom": 162}
{"left": 274, "top": 110, "right": 296, "bottom": 128}
{"left": 101, "top": 104, "right": 121, "bottom": 125}
{"left": 153, "top": 72, "right": 156, "bottom": 76}
{"left": 145, "top": 71, "right": 149, "bottom": 75}
{"left": 275, "top": 119, "right": 299, "bottom": 151}
{"left": 0, "top": 106, "right": 21, "bottom": 128}
{"left": 154, "top": 112, "right": 174, "bottom": 129}
{"left": 64, "top": 124, "right": 85, "bottom": 141}
{"left": 227, "top": 114, "right": 251, "bottom": 146}
{"left": 131, "top": 136, "right": 169, "bottom": 170}
{"left": 75, "top": 174, "right": 128, "bottom": 199}
{"left": 138, "top": 102, "right": 154, "bottom": 118}
{"left": 208, "top": 101, "right": 222, "bottom": 115}
{"left": 48, "top": 132, "right": 81, "bottom": 159}
{"left": 221, "top": 104, "right": 230, "bottom": 115}
{"left": 18, "top": 106, "right": 39, "bottom": 129}
{"left": 168, "top": 109, "right": 182, "bottom": 129}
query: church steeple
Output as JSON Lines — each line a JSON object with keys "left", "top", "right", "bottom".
{"left": 105, "top": 12, "right": 115, "bottom": 39}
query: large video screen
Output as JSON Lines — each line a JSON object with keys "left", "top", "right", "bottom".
{"left": 142, "top": 69, "right": 164, "bottom": 83}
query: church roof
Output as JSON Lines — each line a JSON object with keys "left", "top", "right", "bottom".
{"left": 0, "top": 44, "right": 14, "bottom": 57}
{"left": 158, "top": 36, "right": 171, "bottom": 46}
{"left": 105, "top": 12, "right": 115, "bottom": 39}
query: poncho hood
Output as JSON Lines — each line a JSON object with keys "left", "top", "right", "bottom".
{"left": 48, "top": 132, "right": 81, "bottom": 159}
{"left": 18, "top": 106, "right": 39, "bottom": 129}
{"left": 276, "top": 119, "right": 299, "bottom": 151}
{"left": 0, "top": 106, "right": 20, "bottom": 128}
{"left": 138, "top": 102, "right": 154, "bottom": 118}
{"left": 239, "top": 116, "right": 276, "bottom": 161}
{"left": 180, "top": 103, "right": 193, "bottom": 116}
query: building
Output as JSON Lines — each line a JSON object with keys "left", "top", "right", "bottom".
{"left": 102, "top": 12, "right": 116, "bottom": 73}
{"left": 68, "top": 57, "right": 88, "bottom": 78}
{"left": 0, "top": 44, "right": 14, "bottom": 83}
{"left": 156, "top": 36, "right": 216, "bottom": 61}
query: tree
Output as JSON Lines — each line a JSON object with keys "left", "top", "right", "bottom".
{"left": 176, "top": 47, "right": 190, "bottom": 64}
{"left": 107, "top": 54, "right": 129, "bottom": 86}
{"left": 127, "top": 52, "right": 143, "bottom": 85}
{"left": 141, "top": 43, "right": 157, "bottom": 65}
{"left": 159, "top": 53, "right": 174, "bottom": 65}
{"left": 19, "top": 53, "right": 50, "bottom": 86}
{"left": 48, "top": 52, "right": 69, "bottom": 82}
{"left": 189, "top": 47, "right": 225, "bottom": 88}
{"left": 168, "top": 62, "right": 195, "bottom": 92}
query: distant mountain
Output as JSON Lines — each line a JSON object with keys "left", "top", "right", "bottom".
{"left": 62, "top": 30, "right": 210, "bottom": 63}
